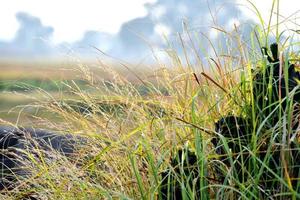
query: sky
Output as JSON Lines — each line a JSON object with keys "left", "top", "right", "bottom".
{"left": 0, "top": 0, "right": 298, "bottom": 62}
{"left": 0, "top": 0, "right": 154, "bottom": 43}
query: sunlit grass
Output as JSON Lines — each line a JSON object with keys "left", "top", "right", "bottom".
{"left": 0, "top": 0, "right": 299, "bottom": 199}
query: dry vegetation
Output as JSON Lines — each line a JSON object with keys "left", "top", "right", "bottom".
{"left": 0, "top": 1, "right": 299, "bottom": 199}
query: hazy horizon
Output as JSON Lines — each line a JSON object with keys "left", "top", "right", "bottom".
{"left": 0, "top": 0, "right": 299, "bottom": 63}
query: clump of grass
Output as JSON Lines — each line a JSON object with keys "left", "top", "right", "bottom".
{"left": 1, "top": 0, "right": 299, "bottom": 199}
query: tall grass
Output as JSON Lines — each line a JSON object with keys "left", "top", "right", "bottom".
{"left": 0, "top": 0, "right": 299, "bottom": 199}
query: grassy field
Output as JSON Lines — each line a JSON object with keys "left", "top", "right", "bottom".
{"left": 0, "top": 60, "right": 155, "bottom": 126}
{"left": 1, "top": 2, "right": 300, "bottom": 199}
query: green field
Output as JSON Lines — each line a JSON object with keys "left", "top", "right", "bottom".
{"left": 0, "top": 61, "right": 154, "bottom": 126}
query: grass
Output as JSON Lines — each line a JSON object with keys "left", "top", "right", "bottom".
{"left": 0, "top": 0, "right": 299, "bottom": 199}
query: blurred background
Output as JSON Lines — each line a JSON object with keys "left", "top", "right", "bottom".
{"left": 0, "top": 0, "right": 298, "bottom": 62}
{"left": 0, "top": 0, "right": 299, "bottom": 124}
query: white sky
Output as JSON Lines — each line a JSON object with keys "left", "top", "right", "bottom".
{"left": 238, "top": 0, "right": 299, "bottom": 30}
{"left": 0, "top": 0, "right": 155, "bottom": 43}
{"left": 0, "top": 0, "right": 298, "bottom": 44}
